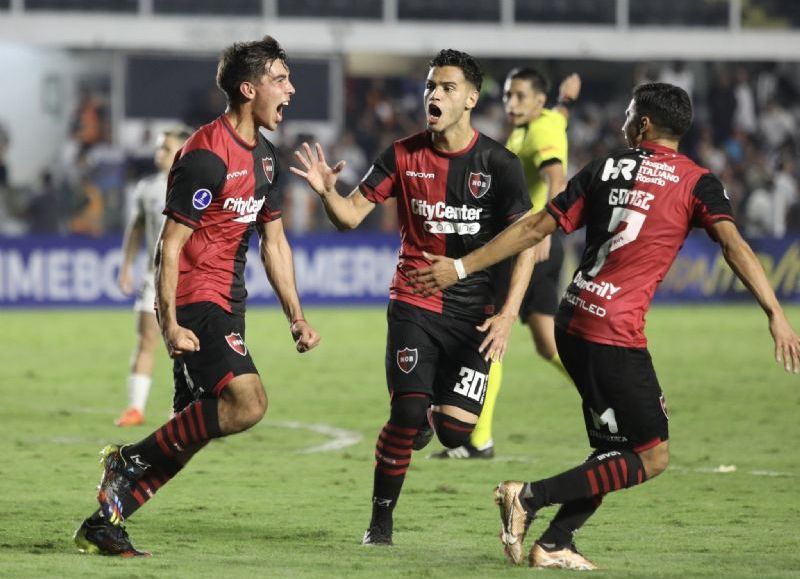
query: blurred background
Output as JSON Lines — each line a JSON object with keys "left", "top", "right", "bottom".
{"left": 0, "top": 0, "right": 798, "bottom": 307}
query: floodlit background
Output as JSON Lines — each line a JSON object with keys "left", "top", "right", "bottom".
{"left": 0, "top": 2, "right": 799, "bottom": 577}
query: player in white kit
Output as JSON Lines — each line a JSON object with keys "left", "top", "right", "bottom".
{"left": 115, "top": 127, "right": 192, "bottom": 426}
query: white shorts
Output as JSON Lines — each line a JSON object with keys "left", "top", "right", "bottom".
{"left": 134, "top": 275, "right": 157, "bottom": 315}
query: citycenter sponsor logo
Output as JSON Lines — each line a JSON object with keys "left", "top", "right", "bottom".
{"left": 411, "top": 199, "right": 483, "bottom": 236}
{"left": 573, "top": 271, "right": 621, "bottom": 301}
{"left": 224, "top": 196, "right": 265, "bottom": 223}
{"left": 410, "top": 199, "right": 482, "bottom": 221}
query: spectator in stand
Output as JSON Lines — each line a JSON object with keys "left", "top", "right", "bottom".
{"left": 0, "top": 120, "right": 9, "bottom": 187}
{"left": 734, "top": 67, "right": 757, "bottom": 136}
{"left": 708, "top": 68, "right": 737, "bottom": 146}
{"left": 26, "top": 170, "right": 61, "bottom": 233}
{"left": 772, "top": 155, "right": 799, "bottom": 238}
{"left": 759, "top": 99, "right": 797, "bottom": 153}
{"left": 659, "top": 61, "right": 694, "bottom": 100}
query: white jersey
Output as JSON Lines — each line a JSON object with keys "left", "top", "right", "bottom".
{"left": 129, "top": 172, "right": 167, "bottom": 273}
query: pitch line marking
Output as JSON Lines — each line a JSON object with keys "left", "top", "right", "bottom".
{"left": 47, "top": 419, "right": 362, "bottom": 454}
{"left": 483, "top": 456, "right": 797, "bottom": 478}
{"left": 269, "top": 420, "right": 362, "bottom": 454}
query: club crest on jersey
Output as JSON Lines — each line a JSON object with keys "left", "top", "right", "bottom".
{"left": 467, "top": 172, "right": 491, "bottom": 198}
{"left": 192, "top": 188, "right": 212, "bottom": 210}
{"left": 262, "top": 156, "right": 275, "bottom": 184}
{"left": 225, "top": 332, "right": 248, "bottom": 356}
{"left": 396, "top": 347, "right": 418, "bottom": 374}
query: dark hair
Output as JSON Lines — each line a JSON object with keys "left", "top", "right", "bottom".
{"left": 216, "top": 35, "right": 287, "bottom": 106}
{"left": 632, "top": 82, "right": 692, "bottom": 138}
{"left": 429, "top": 49, "right": 483, "bottom": 91}
{"left": 506, "top": 67, "right": 549, "bottom": 94}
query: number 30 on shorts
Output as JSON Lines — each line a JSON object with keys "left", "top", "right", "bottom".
{"left": 453, "top": 367, "right": 487, "bottom": 404}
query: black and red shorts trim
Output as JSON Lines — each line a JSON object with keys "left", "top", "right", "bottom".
{"left": 384, "top": 300, "right": 490, "bottom": 416}
{"left": 171, "top": 301, "right": 258, "bottom": 412}
{"left": 555, "top": 326, "right": 668, "bottom": 451}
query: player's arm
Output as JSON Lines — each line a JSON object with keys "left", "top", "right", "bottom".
{"left": 531, "top": 161, "right": 567, "bottom": 263}
{"left": 156, "top": 146, "right": 226, "bottom": 357}
{"left": 417, "top": 210, "right": 557, "bottom": 296}
{"left": 118, "top": 198, "right": 145, "bottom": 296}
{"left": 258, "top": 217, "right": 321, "bottom": 353}
{"left": 411, "top": 148, "right": 594, "bottom": 295}
{"left": 554, "top": 73, "right": 581, "bottom": 120}
{"left": 290, "top": 142, "right": 376, "bottom": 230}
{"left": 541, "top": 161, "right": 567, "bottom": 202}
{"left": 154, "top": 217, "right": 200, "bottom": 358}
{"left": 478, "top": 246, "right": 536, "bottom": 362}
{"left": 713, "top": 220, "right": 800, "bottom": 372}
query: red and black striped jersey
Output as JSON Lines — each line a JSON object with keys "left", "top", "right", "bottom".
{"left": 548, "top": 141, "right": 734, "bottom": 348}
{"left": 360, "top": 130, "right": 531, "bottom": 323}
{"left": 163, "top": 115, "right": 282, "bottom": 315}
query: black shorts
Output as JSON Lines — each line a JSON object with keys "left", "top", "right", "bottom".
{"left": 171, "top": 301, "right": 258, "bottom": 412}
{"left": 555, "top": 326, "right": 668, "bottom": 452}
{"left": 385, "top": 300, "right": 490, "bottom": 416}
{"left": 519, "top": 231, "right": 564, "bottom": 319}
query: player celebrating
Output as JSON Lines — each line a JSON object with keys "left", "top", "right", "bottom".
{"left": 291, "top": 49, "right": 536, "bottom": 545}
{"left": 433, "top": 68, "right": 581, "bottom": 459}
{"left": 409, "top": 82, "right": 800, "bottom": 569}
{"left": 74, "top": 35, "right": 321, "bottom": 557}
{"left": 115, "top": 126, "right": 191, "bottom": 427}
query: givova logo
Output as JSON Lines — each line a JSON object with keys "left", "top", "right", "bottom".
{"left": 405, "top": 170, "right": 435, "bottom": 179}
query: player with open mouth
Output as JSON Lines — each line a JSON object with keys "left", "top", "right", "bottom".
{"left": 291, "top": 48, "right": 536, "bottom": 547}
{"left": 74, "top": 35, "right": 320, "bottom": 557}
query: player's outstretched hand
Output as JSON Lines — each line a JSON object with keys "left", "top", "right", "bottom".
{"left": 768, "top": 313, "right": 800, "bottom": 373}
{"left": 559, "top": 73, "right": 581, "bottom": 102}
{"left": 291, "top": 319, "right": 321, "bottom": 354}
{"left": 407, "top": 251, "right": 459, "bottom": 296}
{"left": 477, "top": 312, "right": 515, "bottom": 362}
{"left": 162, "top": 324, "right": 200, "bottom": 358}
{"left": 290, "top": 142, "right": 346, "bottom": 197}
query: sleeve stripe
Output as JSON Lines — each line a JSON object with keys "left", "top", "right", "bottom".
{"left": 538, "top": 158, "right": 563, "bottom": 170}
{"left": 359, "top": 182, "right": 387, "bottom": 204}
{"left": 547, "top": 197, "right": 583, "bottom": 233}
{"left": 163, "top": 208, "right": 200, "bottom": 229}
{"left": 358, "top": 183, "right": 375, "bottom": 198}
{"left": 546, "top": 202, "right": 564, "bottom": 220}
{"left": 257, "top": 210, "right": 282, "bottom": 223}
{"left": 706, "top": 213, "right": 735, "bottom": 223}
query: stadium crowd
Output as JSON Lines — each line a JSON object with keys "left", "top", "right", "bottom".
{"left": 0, "top": 60, "right": 797, "bottom": 239}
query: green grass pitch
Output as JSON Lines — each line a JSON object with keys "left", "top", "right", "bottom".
{"left": 0, "top": 305, "right": 798, "bottom": 577}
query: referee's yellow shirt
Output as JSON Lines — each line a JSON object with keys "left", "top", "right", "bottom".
{"left": 505, "top": 108, "right": 568, "bottom": 212}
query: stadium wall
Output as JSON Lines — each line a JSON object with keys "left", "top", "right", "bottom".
{"left": 1, "top": 232, "right": 798, "bottom": 307}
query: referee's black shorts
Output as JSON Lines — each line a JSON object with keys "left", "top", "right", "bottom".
{"left": 520, "top": 231, "right": 565, "bottom": 318}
